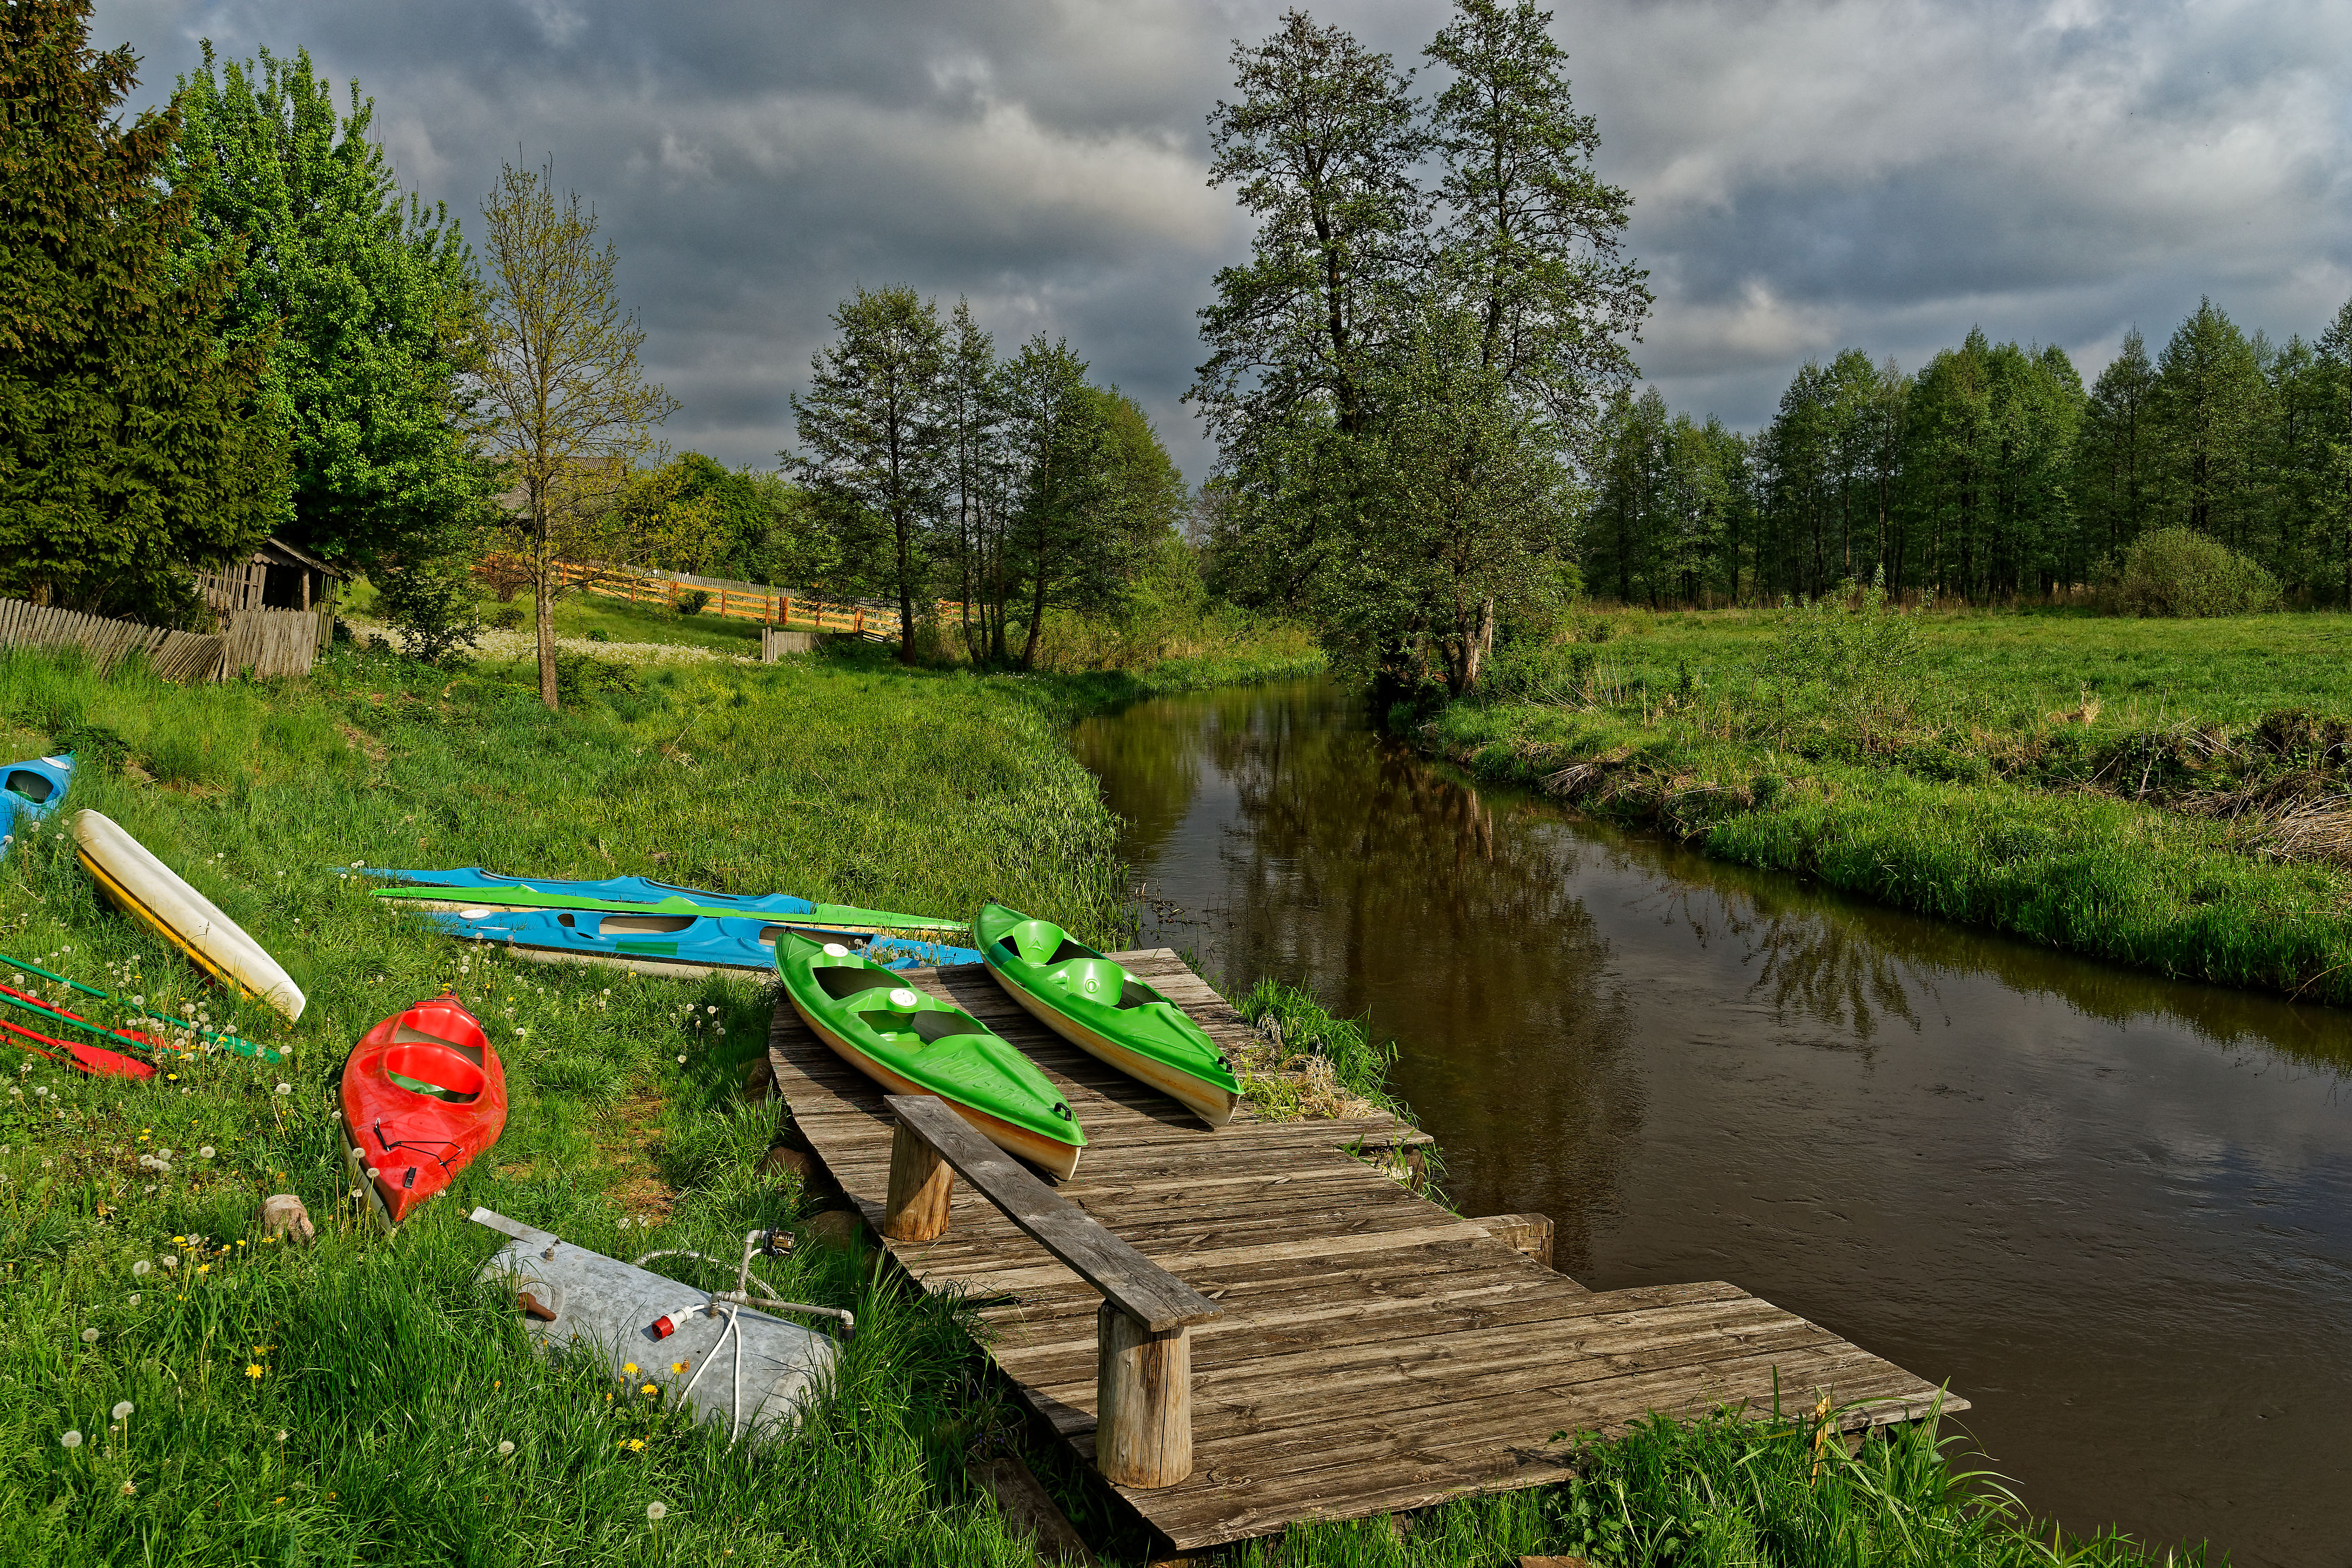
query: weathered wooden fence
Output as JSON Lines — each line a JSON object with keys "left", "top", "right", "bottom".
{"left": 219, "top": 607, "right": 322, "bottom": 678}
{"left": 0, "top": 599, "right": 320, "bottom": 682}
{"left": 481, "top": 554, "right": 926, "bottom": 642}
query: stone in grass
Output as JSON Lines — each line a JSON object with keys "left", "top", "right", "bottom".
{"left": 256, "top": 1194, "right": 315, "bottom": 1245}
{"left": 742, "top": 1058, "right": 776, "bottom": 1102}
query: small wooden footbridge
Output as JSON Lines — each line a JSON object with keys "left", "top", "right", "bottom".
{"left": 766, "top": 950, "right": 1963, "bottom": 1556}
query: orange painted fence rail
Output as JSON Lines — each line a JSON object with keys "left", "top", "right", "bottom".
{"left": 489, "top": 556, "right": 967, "bottom": 642}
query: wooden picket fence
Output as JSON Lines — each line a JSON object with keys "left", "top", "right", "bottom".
{"left": 496, "top": 556, "right": 950, "bottom": 643}
{"left": 0, "top": 599, "right": 320, "bottom": 683}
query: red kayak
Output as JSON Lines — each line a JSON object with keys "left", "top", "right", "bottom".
{"left": 339, "top": 995, "right": 507, "bottom": 1225}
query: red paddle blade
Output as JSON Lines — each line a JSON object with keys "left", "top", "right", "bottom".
{"left": 69, "top": 1041, "right": 155, "bottom": 1079}
{"left": 0, "top": 1016, "right": 155, "bottom": 1079}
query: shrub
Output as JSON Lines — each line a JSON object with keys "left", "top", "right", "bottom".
{"left": 2114, "top": 527, "right": 2279, "bottom": 617}
{"left": 486, "top": 604, "right": 524, "bottom": 631}
{"left": 584, "top": 627, "right": 611, "bottom": 643}
{"left": 1763, "top": 570, "right": 1927, "bottom": 700}
{"left": 373, "top": 553, "right": 481, "bottom": 667}
{"left": 678, "top": 589, "right": 711, "bottom": 616}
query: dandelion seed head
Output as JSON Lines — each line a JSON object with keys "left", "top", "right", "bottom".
{"left": 59, "top": 1431, "right": 81, "bottom": 1449}
{"left": 112, "top": 1401, "right": 133, "bottom": 1420}
{"left": 498, "top": 1440, "right": 514, "bottom": 1455}
{"left": 80, "top": 1328, "right": 98, "bottom": 1344}
{"left": 646, "top": 1502, "right": 666, "bottom": 1521}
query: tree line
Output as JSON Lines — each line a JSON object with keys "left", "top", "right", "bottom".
{"left": 1582, "top": 299, "right": 2352, "bottom": 609}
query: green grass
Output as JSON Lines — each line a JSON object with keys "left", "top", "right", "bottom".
{"left": 0, "top": 641, "right": 2204, "bottom": 1564}
{"left": 1429, "top": 606, "right": 2352, "bottom": 1005}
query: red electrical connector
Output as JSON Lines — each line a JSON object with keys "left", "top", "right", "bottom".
{"left": 647, "top": 1302, "right": 706, "bottom": 1339}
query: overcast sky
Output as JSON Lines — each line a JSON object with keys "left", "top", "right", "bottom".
{"left": 96, "top": 0, "right": 2352, "bottom": 481}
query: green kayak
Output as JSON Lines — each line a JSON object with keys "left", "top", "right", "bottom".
{"left": 976, "top": 901, "right": 1241, "bottom": 1127}
{"left": 774, "top": 931, "right": 1085, "bottom": 1179}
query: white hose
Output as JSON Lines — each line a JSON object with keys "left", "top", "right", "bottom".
{"left": 632, "top": 1229, "right": 856, "bottom": 1443}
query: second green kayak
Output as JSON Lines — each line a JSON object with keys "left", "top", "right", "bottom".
{"left": 776, "top": 931, "right": 1085, "bottom": 1179}
{"left": 976, "top": 901, "right": 1241, "bottom": 1126}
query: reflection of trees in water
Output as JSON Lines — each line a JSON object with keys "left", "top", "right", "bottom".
{"left": 1186, "top": 698, "right": 1645, "bottom": 1276}
{"left": 1577, "top": 820, "right": 2352, "bottom": 1080}
{"left": 1070, "top": 694, "right": 1214, "bottom": 873}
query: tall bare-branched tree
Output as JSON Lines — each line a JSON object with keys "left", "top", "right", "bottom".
{"left": 475, "top": 160, "right": 674, "bottom": 708}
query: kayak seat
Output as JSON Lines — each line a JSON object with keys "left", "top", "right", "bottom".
{"left": 998, "top": 918, "right": 1091, "bottom": 967}
{"left": 5, "top": 770, "right": 53, "bottom": 803}
{"left": 816, "top": 966, "right": 904, "bottom": 1001}
{"left": 1046, "top": 957, "right": 1160, "bottom": 1010}
{"left": 382, "top": 1039, "right": 486, "bottom": 1103}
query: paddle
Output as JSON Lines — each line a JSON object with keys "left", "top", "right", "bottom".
{"left": 0, "top": 952, "right": 285, "bottom": 1064}
{"left": 1, "top": 984, "right": 168, "bottom": 1055}
{"left": 0, "top": 1013, "right": 155, "bottom": 1079}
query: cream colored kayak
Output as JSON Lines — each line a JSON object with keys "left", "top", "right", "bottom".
{"left": 73, "top": 811, "right": 305, "bottom": 1022}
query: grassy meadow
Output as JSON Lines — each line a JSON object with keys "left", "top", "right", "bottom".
{"left": 1431, "top": 604, "right": 2352, "bottom": 1006}
{"left": 1, "top": 634, "right": 2204, "bottom": 1565}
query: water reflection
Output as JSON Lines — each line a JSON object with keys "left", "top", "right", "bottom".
{"left": 1074, "top": 677, "right": 2352, "bottom": 1567}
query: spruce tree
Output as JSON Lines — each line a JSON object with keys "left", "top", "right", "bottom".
{"left": 0, "top": 0, "right": 287, "bottom": 621}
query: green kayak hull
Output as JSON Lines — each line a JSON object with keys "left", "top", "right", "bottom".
{"left": 975, "top": 901, "right": 1241, "bottom": 1127}
{"left": 775, "top": 931, "right": 1084, "bottom": 1179}
{"left": 373, "top": 884, "right": 965, "bottom": 938}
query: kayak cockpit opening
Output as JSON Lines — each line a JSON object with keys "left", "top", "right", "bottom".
{"left": 596, "top": 913, "right": 698, "bottom": 937}
{"left": 5, "top": 770, "right": 54, "bottom": 804}
{"left": 815, "top": 967, "right": 902, "bottom": 1001}
{"left": 383, "top": 1038, "right": 486, "bottom": 1102}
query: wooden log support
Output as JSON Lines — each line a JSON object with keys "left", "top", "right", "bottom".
{"left": 1097, "top": 1300, "right": 1192, "bottom": 1488}
{"left": 1473, "top": 1212, "right": 1556, "bottom": 1269}
{"left": 883, "top": 1117, "right": 954, "bottom": 1240}
{"left": 883, "top": 1094, "right": 1221, "bottom": 1489}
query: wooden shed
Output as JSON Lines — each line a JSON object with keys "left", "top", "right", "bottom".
{"left": 198, "top": 536, "right": 342, "bottom": 616}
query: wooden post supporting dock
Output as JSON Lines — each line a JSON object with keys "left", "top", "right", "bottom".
{"left": 882, "top": 1094, "right": 1221, "bottom": 1488}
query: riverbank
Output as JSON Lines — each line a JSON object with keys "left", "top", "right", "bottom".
{"left": 1424, "top": 606, "right": 2352, "bottom": 1008}
{"left": 2, "top": 641, "right": 2200, "bottom": 1564}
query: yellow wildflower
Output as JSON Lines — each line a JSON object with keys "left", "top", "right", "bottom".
{"left": 245, "top": 1363, "right": 264, "bottom": 1379}
{"left": 670, "top": 1360, "right": 688, "bottom": 1375}
{"left": 640, "top": 1383, "right": 657, "bottom": 1396}
{"left": 622, "top": 1362, "right": 637, "bottom": 1375}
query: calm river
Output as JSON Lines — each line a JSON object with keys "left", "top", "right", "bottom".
{"left": 1073, "top": 677, "right": 2352, "bottom": 1567}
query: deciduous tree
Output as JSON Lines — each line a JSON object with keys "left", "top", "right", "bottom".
{"left": 474, "top": 159, "right": 675, "bottom": 708}
{"left": 787, "top": 285, "right": 946, "bottom": 661}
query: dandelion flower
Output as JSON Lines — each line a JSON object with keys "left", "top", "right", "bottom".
{"left": 112, "top": 1402, "right": 133, "bottom": 1420}
{"left": 199, "top": 1146, "right": 214, "bottom": 1159}
{"left": 59, "top": 1430, "right": 82, "bottom": 1449}
{"left": 670, "top": 1360, "right": 688, "bottom": 1375}
{"left": 274, "top": 1083, "right": 291, "bottom": 1095}
{"left": 159, "top": 1256, "right": 177, "bottom": 1271}
{"left": 121, "top": 1480, "right": 136, "bottom": 1496}
{"left": 640, "top": 1383, "right": 657, "bottom": 1397}
{"left": 245, "top": 1363, "right": 263, "bottom": 1379}
{"left": 81, "top": 1328, "right": 99, "bottom": 1343}
{"left": 275, "top": 1430, "right": 287, "bottom": 1442}
{"left": 646, "top": 1500, "right": 666, "bottom": 1521}
{"left": 128, "top": 1293, "right": 140, "bottom": 1305}
{"left": 497, "top": 1440, "right": 514, "bottom": 1456}
{"left": 623, "top": 1362, "right": 638, "bottom": 1375}
{"left": 676, "top": 1054, "right": 686, "bottom": 1065}
{"left": 132, "top": 1261, "right": 151, "bottom": 1277}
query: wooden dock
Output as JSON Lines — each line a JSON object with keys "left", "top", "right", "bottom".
{"left": 767, "top": 950, "right": 1965, "bottom": 1553}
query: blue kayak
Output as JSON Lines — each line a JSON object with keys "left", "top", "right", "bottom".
{"left": 414, "top": 905, "right": 983, "bottom": 977}
{"left": 1, "top": 752, "right": 73, "bottom": 862}
{"left": 355, "top": 866, "right": 964, "bottom": 938}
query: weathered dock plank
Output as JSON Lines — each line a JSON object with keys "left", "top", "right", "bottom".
{"left": 768, "top": 950, "right": 1964, "bottom": 1553}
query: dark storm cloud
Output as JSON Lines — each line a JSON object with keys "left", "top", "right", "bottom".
{"left": 93, "top": 0, "right": 2352, "bottom": 469}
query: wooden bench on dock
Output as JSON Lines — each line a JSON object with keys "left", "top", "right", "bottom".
{"left": 883, "top": 1094, "right": 1222, "bottom": 1487}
